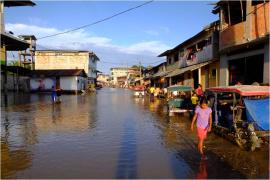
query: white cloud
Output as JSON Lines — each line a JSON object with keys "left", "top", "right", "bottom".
{"left": 5, "top": 23, "right": 169, "bottom": 72}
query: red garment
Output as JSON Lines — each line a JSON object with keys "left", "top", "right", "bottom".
{"left": 197, "top": 127, "right": 207, "bottom": 140}
{"left": 196, "top": 87, "right": 203, "bottom": 96}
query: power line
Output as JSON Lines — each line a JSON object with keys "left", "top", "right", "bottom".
{"left": 38, "top": 0, "right": 154, "bottom": 40}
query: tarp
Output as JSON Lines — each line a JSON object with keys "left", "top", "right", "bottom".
{"left": 244, "top": 98, "right": 270, "bottom": 131}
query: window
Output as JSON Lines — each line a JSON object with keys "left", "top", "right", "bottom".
{"left": 223, "top": 1, "right": 246, "bottom": 26}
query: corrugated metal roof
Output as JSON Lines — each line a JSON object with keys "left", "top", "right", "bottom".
{"left": 31, "top": 69, "right": 87, "bottom": 77}
{"left": 166, "top": 61, "right": 214, "bottom": 78}
{"left": 152, "top": 71, "right": 170, "bottom": 78}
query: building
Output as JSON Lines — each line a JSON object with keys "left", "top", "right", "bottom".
{"left": 34, "top": 50, "right": 99, "bottom": 88}
{"left": 146, "top": 62, "right": 168, "bottom": 88}
{"left": 110, "top": 67, "right": 129, "bottom": 85}
{"left": 213, "top": 1, "right": 269, "bottom": 85}
{"left": 97, "top": 74, "right": 111, "bottom": 86}
{"left": 30, "top": 69, "right": 87, "bottom": 93}
{"left": 158, "top": 21, "right": 220, "bottom": 90}
{"left": 18, "top": 35, "right": 37, "bottom": 70}
{"left": 1, "top": 0, "right": 35, "bottom": 92}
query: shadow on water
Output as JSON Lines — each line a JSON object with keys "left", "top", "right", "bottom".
{"left": 115, "top": 118, "right": 138, "bottom": 178}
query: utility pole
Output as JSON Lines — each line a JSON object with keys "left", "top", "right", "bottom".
{"left": 139, "top": 61, "right": 141, "bottom": 79}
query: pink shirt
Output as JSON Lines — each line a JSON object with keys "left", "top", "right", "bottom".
{"left": 195, "top": 106, "right": 212, "bottom": 129}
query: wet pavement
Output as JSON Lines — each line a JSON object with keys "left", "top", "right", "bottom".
{"left": 1, "top": 88, "right": 269, "bottom": 179}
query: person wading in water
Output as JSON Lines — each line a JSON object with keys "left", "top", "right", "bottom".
{"left": 191, "top": 96, "right": 212, "bottom": 159}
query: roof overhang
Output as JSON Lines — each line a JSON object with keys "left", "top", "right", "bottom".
{"left": 166, "top": 60, "right": 215, "bottom": 78}
{"left": 1, "top": 65, "right": 31, "bottom": 76}
{"left": 1, "top": 33, "right": 30, "bottom": 51}
{"left": 31, "top": 69, "right": 87, "bottom": 78}
{"left": 4, "top": 1, "right": 36, "bottom": 7}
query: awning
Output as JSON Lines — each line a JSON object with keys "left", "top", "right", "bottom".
{"left": 31, "top": 69, "right": 87, "bottom": 78}
{"left": 152, "top": 71, "right": 170, "bottom": 79}
{"left": 166, "top": 61, "right": 214, "bottom": 78}
{"left": 4, "top": 1, "right": 36, "bottom": 7}
{"left": 1, "top": 65, "right": 31, "bottom": 76}
{"left": 1, "top": 33, "right": 30, "bottom": 51}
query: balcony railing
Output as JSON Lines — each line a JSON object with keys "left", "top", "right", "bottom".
{"left": 179, "top": 44, "right": 215, "bottom": 67}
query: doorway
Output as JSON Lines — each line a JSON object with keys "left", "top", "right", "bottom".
{"left": 193, "top": 69, "right": 199, "bottom": 89}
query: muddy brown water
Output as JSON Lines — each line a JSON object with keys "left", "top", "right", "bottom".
{"left": 1, "top": 88, "right": 269, "bottom": 179}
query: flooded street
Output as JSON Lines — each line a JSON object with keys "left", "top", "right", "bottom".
{"left": 1, "top": 88, "right": 269, "bottom": 179}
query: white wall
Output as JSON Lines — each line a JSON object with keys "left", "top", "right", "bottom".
{"left": 60, "top": 76, "right": 78, "bottom": 91}
{"left": 30, "top": 78, "right": 55, "bottom": 91}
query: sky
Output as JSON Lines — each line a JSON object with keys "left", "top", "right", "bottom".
{"left": 5, "top": 1, "right": 218, "bottom": 73}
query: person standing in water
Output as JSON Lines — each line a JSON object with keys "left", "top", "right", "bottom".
{"left": 51, "top": 86, "right": 57, "bottom": 103}
{"left": 191, "top": 96, "right": 212, "bottom": 159}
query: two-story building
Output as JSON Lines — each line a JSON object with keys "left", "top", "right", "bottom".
{"left": 159, "top": 21, "right": 220, "bottom": 90}
{"left": 33, "top": 50, "right": 99, "bottom": 92}
{"left": 213, "top": 0, "right": 269, "bottom": 85}
{"left": 148, "top": 62, "right": 168, "bottom": 88}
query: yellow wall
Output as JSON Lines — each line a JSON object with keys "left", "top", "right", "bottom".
{"left": 1, "top": 46, "right": 6, "bottom": 63}
{"left": 35, "top": 51, "right": 89, "bottom": 73}
{"left": 201, "top": 61, "right": 220, "bottom": 90}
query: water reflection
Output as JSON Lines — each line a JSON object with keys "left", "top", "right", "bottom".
{"left": 1, "top": 141, "right": 32, "bottom": 178}
{"left": 1, "top": 90, "right": 269, "bottom": 179}
{"left": 196, "top": 159, "right": 207, "bottom": 179}
{"left": 116, "top": 121, "right": 137, "bottom": 179}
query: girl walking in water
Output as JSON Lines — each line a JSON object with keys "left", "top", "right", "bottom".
{"left": 191, "top": 96, "right": 212, "bottom": 159}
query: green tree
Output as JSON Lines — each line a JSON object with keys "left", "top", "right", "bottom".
{"left": 9, "top": 60, "right": 20, "bottom": 66}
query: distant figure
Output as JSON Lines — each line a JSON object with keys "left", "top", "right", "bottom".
{"left": 56, "top": 88, "right": 62, "bottom": 103}
{"left": 196, "top": 84, "right": 203, "bottom": 98}
{"left": 150, "top": 87, "right": 155, "bottom": 94}
{"left": 51, "top": 86, "right": 57, "bottom": 103}
{"left": 191, "top": 97, "right": 212, "bottom": 159}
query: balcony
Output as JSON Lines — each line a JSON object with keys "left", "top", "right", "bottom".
{"left": 179, "top": 44, "right": 216, "bottom": 67}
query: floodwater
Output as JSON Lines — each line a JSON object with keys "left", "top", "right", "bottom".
{"left": 1, "top": 88, "right": 269, "bottom": 179}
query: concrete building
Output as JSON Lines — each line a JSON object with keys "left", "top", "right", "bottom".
{"left": 97, "top": 74, "right": 111, "bottom": 86}
{"left": 213, "top": 1, "right": 269, "bottom": 85}
{"left": 110, "top": 67, "right": 129, "bottom": 85}
{"left": 0, "top": 0, "right": 35, "bottom": 92}
{"left": 34, "top": 50, "right": 99, "bottom": 87}
{"left": 159, "top": 21, "right": 220, "bottom": 90}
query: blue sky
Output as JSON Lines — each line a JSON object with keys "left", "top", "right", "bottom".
{"left": 5, "top": 1, "right": 218, "bottom": 73}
